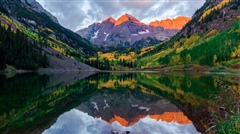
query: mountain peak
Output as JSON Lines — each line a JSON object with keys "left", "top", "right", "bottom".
{"left": 102, "top": 16, "right": 116, "bottom": 23}
{"left": 77, "top": 14, "right": 183, "bottom": 47}
{"left": 115, "top": 13, "right": 143, "bottom": 26}
{"left": 149, "top": 16, "right": 191, "bottom": 30}
{"left": 174, "top": 16, "right": 191, "bottom": 22}
{"left": 123, "top": 13, "right": 131, "bottom": 17}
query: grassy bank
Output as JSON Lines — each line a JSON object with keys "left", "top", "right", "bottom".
{"left": 207, "top": 77, "right": 240, "bottom": 133}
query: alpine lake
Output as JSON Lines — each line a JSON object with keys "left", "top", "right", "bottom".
{"left": 0, "top": 71, "right": 239, "bottom": 134}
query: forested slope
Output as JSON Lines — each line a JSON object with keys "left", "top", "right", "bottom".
{"left": 137, "top": 0, "right": 240, "bottom": 69}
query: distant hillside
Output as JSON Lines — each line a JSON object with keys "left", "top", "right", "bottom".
{"left": 77, "top": 14, "right": 190, "bottom": 48}
{"left": 0, "top": 0, "right": 97, "bottom": 71}
{"left": 137, "top": 0, "right": 240, "bottom": 69}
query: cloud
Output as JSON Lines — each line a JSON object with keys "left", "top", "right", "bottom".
{"left": 43, "top": 109, "right": 200, "bottom": 134}
{"left": 36, "top": 0, "right": 205, "bottom": 31}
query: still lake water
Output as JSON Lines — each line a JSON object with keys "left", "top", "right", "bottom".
{"left": 0, "top": 71, "right": 237, "bottom": 134}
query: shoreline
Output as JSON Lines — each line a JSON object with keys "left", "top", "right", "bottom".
{"left": 1, "top": 65, "right": 240, "bottom": 75}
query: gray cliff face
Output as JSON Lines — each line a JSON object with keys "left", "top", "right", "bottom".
{"left": 78, "top": 23, "right": 101, "bottom": 41}
{"left": 20, "top": 0, "right": 59, "bottom": 23}
{"left": 76, "top": 14, "right": 180, "bottom": 48}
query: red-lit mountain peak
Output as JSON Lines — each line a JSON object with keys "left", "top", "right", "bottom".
{"left": 115, "top": 13, "right": 145, "bottom": 26}
{"left": 149, "top": 16, "right": 191, "bottom": 30}
{"left": 102, "top": 16, "right": 116, "bottom": 23}
{"left": 106, "top": 112, "right": 192, "bottom": 127}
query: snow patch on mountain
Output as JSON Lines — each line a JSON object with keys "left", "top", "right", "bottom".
{"left": 131, "top": 34, "right": 138, "bottom": 36}
{"left": 104, "top": 34, "right": 109, "bottom": 41}
{"left": 138, "top": 30, "right": 150, "bottom": 35}
{"left": 104, "top": 99, "right": 110, "bottom": 109}
{"left": 91, "top": 102, "right": 99, "bottom": 111}
{"left": 92, "top": 30, "right": 99, "bottom": 39}
{"left": 138, "top": 106, "right": 150, "bottom": 112}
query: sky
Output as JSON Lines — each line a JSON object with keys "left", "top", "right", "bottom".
{"left": 43, "top": 109, "right": 200, "bottom": 134}
{"left": 36, "top": 0, "right": 205, "bottom": 32}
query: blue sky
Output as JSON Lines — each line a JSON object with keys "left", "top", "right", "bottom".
{"left": 36, "top": 0, "right": 205, "bottom": 31}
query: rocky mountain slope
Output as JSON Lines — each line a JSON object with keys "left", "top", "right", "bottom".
{"left": 0, "top": 0, "right": 96, "bottom": 56}
{"left": 0, "top": 0, "right": 97, "bottom": 71}
{"left": 77, "top": 14, "right": 190, "bottom": 48}
{"left": 137, "top": 0, "right": 240, "bottom": 69}
{"left": 20, "top": 0, "right": 58, "bottom": 24}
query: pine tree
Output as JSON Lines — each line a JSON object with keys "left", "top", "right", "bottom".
{"left": 0, "top": 23, "right": 50, "bottom": 70}
{"left": 0, "top": 45, "right": 6, "bottom": 70}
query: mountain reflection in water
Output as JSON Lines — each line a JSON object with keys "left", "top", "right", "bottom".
{"left": 43, "top": 79, "right": 199, "bottom": 134}
{"left": 0, "top": 71, "right": 228, "bottom": 134}
{"left": 43, "top": 109, "right": 199, "bottom": 134}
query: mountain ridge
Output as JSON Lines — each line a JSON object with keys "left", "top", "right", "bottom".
{"left": 77, "top": 14, "right": 190, "bottom": 48}
{"left": 114, "top": 13, "right": 146, "bottom": 27}
{"left": 102, "top": 16, "right": 116, "bottom": 23}
{"left": 149, "top": 16, "right": 191, "bottom": 30}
